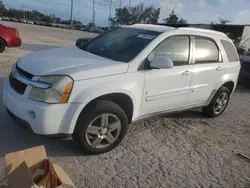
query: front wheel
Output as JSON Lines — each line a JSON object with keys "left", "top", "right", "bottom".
{"left": 202, "top": 86, "right": 230, "bottom": 118}
{"left": 73, "top": 100, "right": 129, "bottom": 154}
{"left": 0, "top": 39, "right": 6, "bottom": 53}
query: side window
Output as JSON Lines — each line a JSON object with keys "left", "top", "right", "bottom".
{"left": 220, "top": 40, "right": 238, "bottom": 62}
{"left": 195, "top": 36, "right": 219, "bottom": 63}
{"left": 149, "top": 36, "right": 190, "bottom": 66}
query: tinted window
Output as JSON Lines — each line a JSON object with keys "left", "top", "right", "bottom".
{"left": 83, "top": 28, "right": 161, "bottom": 62}
{"left": 221, "top": 40, "right": 238, "bottom": 62}
{"left": 150, "top": 36, "right": 190, "bottom": 66}
{"left": 195, "top": 37, "right": 219, "bottom": 63}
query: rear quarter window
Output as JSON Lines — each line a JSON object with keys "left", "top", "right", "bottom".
{"left": 221, "top": 40, "right": 239, "bottom": 62}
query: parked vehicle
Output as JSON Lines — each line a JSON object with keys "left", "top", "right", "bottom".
{"left": 2, "top": 24, "right": 240, "bottom": 154}
{"left": 27, "top": 20, "right": 34, "bottom": 25}
{"left": 1, "top": 17, "right": 10, "bottom": 21}
{"left": 75, "top": 37, "right": 93, "bottom": 48}
{"left": 0, "top": 24, "right": 22, "bottom": 53}
{"left": 239, "top": 55, "right": 250, "bottom": 86}
{"left": 70, "top": 26, "right": 76, "bottom": 30}
{"left": 9, "top": 17, "right": 18, "bottom": 22}
{"left": 20, "top": 19, "right": 27, "bottom": 23}
{"left": 34, "top": 21, "right": 41, "bottom": 25}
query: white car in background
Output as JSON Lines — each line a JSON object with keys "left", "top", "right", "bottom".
{"left": 2, "top": 24, "right": 240, "bottom": 154}
{"left": 27, "top": 20, "right": 34, "bottom": 25}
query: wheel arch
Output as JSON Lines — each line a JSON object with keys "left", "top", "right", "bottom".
{"left": 207, "top": 80, "right": 236, "bottom": 105}
{"left": 221, "top": 80, "right": 235, "bottom": 94}
{"left": 0, "top": 37, "right": 7, "bottom": 46}
{"left": 76, "top": 93, "right": 134, "bottom": 126}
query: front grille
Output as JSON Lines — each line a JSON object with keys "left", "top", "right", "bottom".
{"left": 9, "top": 73, "right": 27, "bottom": 94}
{"left": 9, "top": 65, "right": 34, "bottom": 95}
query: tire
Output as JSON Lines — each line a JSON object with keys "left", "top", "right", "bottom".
{"left": 202, "top": 86, "right": 230, "bottom": 118}
{"left": 73, "top": 100, "right": 129, "bottom": 155}
{"left": 0, "top": 38, "right": 6, "bottom": 53}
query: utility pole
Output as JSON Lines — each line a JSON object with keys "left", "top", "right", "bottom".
{"left": 119, "top": 0, "right": 122, "bottom": 9}
{"left": 21, "top": 4, "right": 25, "bottom": 20}
{"left": 129, "top": 0, "right": 131, "bottom": 9}
{"left": 92, "top": 0, "right": 95, "bottom": 24}
{"left": 108, "top": 0, "right": 112, "bottom": 26}
{"left": 70, "top": 0, "right": 74, "bottom": 28}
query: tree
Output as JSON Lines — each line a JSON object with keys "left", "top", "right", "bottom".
{"left": 109, "top": 17, "right": 117, "bottom": 27}
{"left": 211, "top": 16, "right": 231, "bottom": 25}
{"left": 164, "top": 10, "right": 187, "bottom": 24}
{"left": 86, "top": 22, "right": 95, "bottom": 29}
{"left": 0, "top": 0, "right": 6, "bottom": 16}
{"left": 218, "top": 17, "right": 231, "bottom": 25}
{"left": 114, "top": 7, "right": 131, "bottom": 25}
{"left": 113, "top": 3, "right": 160, "bottom": 25}
{"left": 141, "top": 6, "right": 160, "bottom": 24}
{"left": 55, "top": 17, "right": 61, "bottom": 23}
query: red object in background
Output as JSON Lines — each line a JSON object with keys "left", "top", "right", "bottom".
{"left": 0, "top": 24, "right": 22, "bottom": 53}
{"left": 71, "top": 26, "right": 76, "bottom": 30}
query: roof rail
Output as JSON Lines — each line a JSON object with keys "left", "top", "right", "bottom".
{"left": 132, "top": 24, "right": 175, "bottom": 30}
{"left": 177, "top": 27, "right": 227, "bottom": 37}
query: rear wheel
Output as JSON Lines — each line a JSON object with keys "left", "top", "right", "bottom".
{"left": 0, "top": 39, "right": 6, "bottom": 53}
{"left": 73, "top": 100, "right": 129, "bottom": 154}
{"left": 202, "top": 86, "right": 230, "bottom": 118}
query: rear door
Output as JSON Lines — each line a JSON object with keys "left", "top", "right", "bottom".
{"left": 188, "top": 36, "right": 224, "bottom": 105}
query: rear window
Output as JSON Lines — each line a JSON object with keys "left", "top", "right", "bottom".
{"left": 195, "top": 36, "right": 219, "bottom": 63}
{"left": 221, "top": 40, "right": 238, "bottom": 62}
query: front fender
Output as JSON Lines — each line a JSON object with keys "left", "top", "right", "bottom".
{"left": 67, "top": 72, "right": 145, "bottom": 133}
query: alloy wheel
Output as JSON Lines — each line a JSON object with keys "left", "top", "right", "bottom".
{"left": 214, "top": 92, "right": 228, "bottom": 114}
{"left": 85, "top": 114, "right": 122, "bottom": 148}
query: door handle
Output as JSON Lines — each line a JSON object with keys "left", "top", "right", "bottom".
{"left": 216, "top": 66, "right": 223, "bottom": 71}
{"left": 182, "top": 70, "right": 191, "bottom": 76}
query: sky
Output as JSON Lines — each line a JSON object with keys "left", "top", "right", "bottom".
{"left": 3, "top": 0, "right": 250, "bottom": 26}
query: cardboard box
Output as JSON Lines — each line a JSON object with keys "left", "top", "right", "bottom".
{"left": 4, "top": 145, "right": 75, "bottom": 188}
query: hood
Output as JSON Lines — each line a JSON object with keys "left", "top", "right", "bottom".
{"left": 17, "top": 47, "right": 128, "bottom": 80}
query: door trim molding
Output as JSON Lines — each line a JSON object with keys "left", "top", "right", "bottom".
{"left": 145, "top": 87, "right": 190, "bottom": 101}
{"left": 133, "top": 102, "right": 207, "bottom": 123}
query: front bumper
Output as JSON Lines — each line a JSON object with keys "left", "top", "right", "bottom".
{"left": 6, "top": 107, "right": 33, "bottom": 131}
{"left": 2, "top": 77, "right": 80, "bottom": 135}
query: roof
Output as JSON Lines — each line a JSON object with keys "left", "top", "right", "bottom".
{"left": 123, "top": 24, "right": 175, "bottom": 32}
{"left": 163, "top": 23, "right": 249, "bottom": 27}
{"left": 177, "top": 27, "right": 227, "bottom": 37}
{"left": 125, "top": 24, "right": 228, "bottom": 38}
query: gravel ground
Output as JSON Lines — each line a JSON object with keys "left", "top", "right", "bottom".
{"left": 0, "top": 21, "right": 250, "bottom": 188}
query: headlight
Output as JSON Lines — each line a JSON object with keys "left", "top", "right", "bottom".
{"left": 29, "top": 75, "right": 73, "bottom": 104}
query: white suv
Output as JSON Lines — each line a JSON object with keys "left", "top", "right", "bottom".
{"left": 2, "top": 24, "right": 240, "bottom": 154}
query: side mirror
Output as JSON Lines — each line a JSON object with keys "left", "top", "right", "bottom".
{"left": 76, "top": 37, "right": 93, "bottom": 48}
{"left": 150, "top": 56, "right": 174, "bottom": 69}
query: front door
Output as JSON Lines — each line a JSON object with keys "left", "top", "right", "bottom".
{"left": 141, "top": 35, "right": 193, "bottom": 115}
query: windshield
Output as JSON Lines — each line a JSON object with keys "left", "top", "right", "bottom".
{"left": 82, "top": 27, "right": 161, "bottom": 62}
